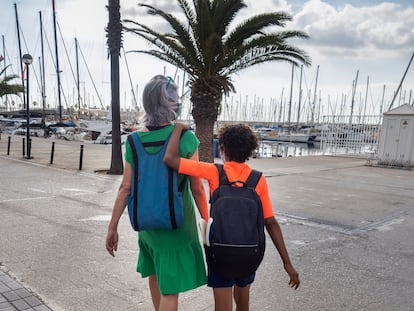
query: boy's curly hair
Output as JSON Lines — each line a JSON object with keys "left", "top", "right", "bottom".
{"left": 218, "top": 124, "right": 258, "bottom": 163}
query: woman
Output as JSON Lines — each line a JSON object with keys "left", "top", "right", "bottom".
{"left": 106, "top": 75, "right": 208, "bottom": 311}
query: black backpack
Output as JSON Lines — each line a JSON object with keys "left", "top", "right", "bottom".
{"left": 205, "top": 164, "right": 266, "bottom": 279}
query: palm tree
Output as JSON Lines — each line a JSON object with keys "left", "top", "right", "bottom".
{"left": 124, "top": 0, "right": 311, "bottom": 162}
{"left": 106, "top": 0, "right": 124, "bottom": 174}
{"left": 0, "top": 65, "right": 24, "bottom": 98}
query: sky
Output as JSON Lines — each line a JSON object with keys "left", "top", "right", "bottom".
{"left": 0, "top": 0, "right": 413, "bottom": 122}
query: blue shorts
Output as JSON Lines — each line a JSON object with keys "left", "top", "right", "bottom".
{"left": 207, "top": 266, "right": 255, "bottom": 288}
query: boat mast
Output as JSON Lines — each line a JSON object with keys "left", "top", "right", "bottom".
{"left": 287, "top": 63, "right": 294, "bottom": 130}
{"left": 2, "top": 35, "right": 9, "bottom": 110}
{"left": 388, "top": 52, "right": 414, "bottom": 111}
{"left": 39, "top": 11, "right": 46, "bottom": 124}
{"left": 363, "top": 76, "right": 369, "bottom": 123}
{"left": 14, "top": 3, "right": 25, "bottom": 109}
{"left": 296, "top": 64, "right": 303, "bottom": 130}
{"left": 278, "top": 88, "right": 284, "bottom": 124}
{"left": 311, "top": 65, "right": 319, "bottom": 125}
{"left": 122, "top": 47, "right": 138, "bottom": 112}
{"left": 75, "top": 37, "right": 80, "bottom": 118}
{"left": 349, "top": 70, "right": 359, "bottom": 127}
{"left": 379, "top": 84, "right": 386, "bottom": 116}
{"left": 52, "top": 0, "right": 62, "bottom": 120}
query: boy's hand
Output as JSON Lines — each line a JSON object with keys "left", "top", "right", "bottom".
{"left": 174, "top": 122, "right": 189, "bottom": 132}
{"left": 284, "top": 263, "right": 300, "bottom": 289}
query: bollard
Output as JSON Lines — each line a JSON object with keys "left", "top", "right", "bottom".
{"left": 22, "top": 137, "right": 25, "bottom": 157}
{"left": 7, "top": 136, "right": 11, "bottom": 155}
{"left": 79, "top": 144, "right": 84, "bottom": 170}
{"left": 50, "top": 141, "right": 55, "bottom": 164}
{"left": 28, "top": 138, "right": 32, "bottom": 159}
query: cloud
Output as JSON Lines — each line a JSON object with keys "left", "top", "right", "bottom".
{"left": 122, "top": 0, "right": 183, "bottom": 19}
{"left": 292, "top": 0, "right": 414, "bottom": 59}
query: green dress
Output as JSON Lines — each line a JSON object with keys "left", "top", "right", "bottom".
{"left": 124, "top": 124, "right": 207, "bottom": 294}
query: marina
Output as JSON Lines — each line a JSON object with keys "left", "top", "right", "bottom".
{"left": 1, "top": 1, "right": 414, "bottom": 311}
{"left": 1, "top": 134, "right": 414, "bottom": 311}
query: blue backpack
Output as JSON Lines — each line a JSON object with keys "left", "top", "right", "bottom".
{"left": 205, "top": 164, "right": 265, "bottom": 278}
{"left": 126, "top": 131, "right": 184, "bottom": 231}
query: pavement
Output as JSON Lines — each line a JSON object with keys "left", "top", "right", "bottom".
{"left": 0, "top": 134, "right": 414, "bottom": 310}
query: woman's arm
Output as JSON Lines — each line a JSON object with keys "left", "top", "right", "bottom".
{"left": 265, "top": 217, "right": 300, "bottom": 289}
{"left": 106, "top": 162, "right": 132, "bottom": 257}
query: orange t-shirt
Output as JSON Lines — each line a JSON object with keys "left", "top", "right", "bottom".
{"left": 179, "top": 159, "right": 274, "bottom": 219}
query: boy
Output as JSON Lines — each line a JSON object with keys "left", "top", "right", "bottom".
{"left": 164, "top": 123, "right": 300, "bottom": 311}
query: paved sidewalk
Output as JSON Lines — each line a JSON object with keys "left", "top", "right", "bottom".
{"left": 0, "top": 135, "right": 114, "bottom": 173}
{"left": 0, "top": 269, "right": 51, "bottom": 311}
{"left": 0, "top": 135, "right": 113, "bottom": 311}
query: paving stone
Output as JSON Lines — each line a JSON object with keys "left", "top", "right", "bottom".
{"left": 10, "top": 299, "right": 30, "bottom": 311}
{"left": 4, "top": 283, "right": 22, "bottom": 291}
{"left": 22, "top": 297, "right": 41, "bottom": 308}
{"left": 2, "top": 292, "right": 19, "bottom": 302}
{"left": 0, "top": 300, "right": 15, "bottom": 310}
{"left": 13, "top": 290, "right": 31, "bottom": 300}
{"left": 0, "top": 284, "right": 10, "bottom": 294}
{"left": 33, "top": 306, "right": 51, "bottom": 311}
{"left": 0, "top": 275, "right": 13, "bottom": 284}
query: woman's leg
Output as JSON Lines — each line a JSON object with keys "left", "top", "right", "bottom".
{"left": 234, "top": 285, "right": 250, "bottom": 311}
{"left": 213, "top": 287, "right": 233, "bottom": 311}
{"left": 148, "top": 275, "right": 160, "bottom": 310}
{"left": 159, "top": 293, "right": 179, "bottom": 311}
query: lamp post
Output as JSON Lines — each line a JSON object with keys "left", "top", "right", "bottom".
{"left": 22, "top": 53, "right": 33, "bottom": 159}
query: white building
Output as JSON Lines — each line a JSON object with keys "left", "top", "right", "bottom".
{"left": 377, "top": 104, "right": 414, "bottom": 168}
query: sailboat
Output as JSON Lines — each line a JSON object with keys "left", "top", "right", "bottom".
{"left": 262, "top": 65, "right": 318, "bottom": 143}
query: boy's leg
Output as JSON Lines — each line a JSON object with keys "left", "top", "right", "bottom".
{"left": 159, "top": 293, "right": 179, "bottom": 311}
{"left": 148, "top": 275, "right": 160, "bottom": 310}
{"left": 233, "top": 285, "right": 250, "bottom": 311}
{"left": 213, "top": 287, "right": 233, "bottom": 311}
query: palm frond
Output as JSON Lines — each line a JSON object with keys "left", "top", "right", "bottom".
{"left": 137, "top": 4, "right": 202, "bottom": 66}
{"left": 210, "top": 0, "right": 246, "bottom": 36}
{"left": 226, "top": 12, "right": 293, "bottom": 48}
{"left": 124, "top": 21, "right": 204, "bottom": 75}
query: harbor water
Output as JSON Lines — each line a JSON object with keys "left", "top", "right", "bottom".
{"left": 255, "top": 141, "right": 322, "bottom": 158}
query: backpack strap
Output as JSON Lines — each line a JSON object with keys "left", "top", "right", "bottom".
{"left": 214, "top": 163, "right": 262, "bottom": 189}
{"left": 128, "top": 130, "right": 188, "bottom": 191}
{"left": 245, "top": 169, "right": 262, "bottom": 189}
{"left": 127, "top": 132, "right": 140, "bottom": 230}
{"left": 214, "top": 163, "right": 230, "bottom": 185}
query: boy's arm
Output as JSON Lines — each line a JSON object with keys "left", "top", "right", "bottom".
{"left": 165, "top": 123, "right": 208, "bottom": 220}
{"left": 164, "top": 122, "right": 188, "bottom": 169}
{"left": 265, "top": 217, "right": 300, "bottom": 289}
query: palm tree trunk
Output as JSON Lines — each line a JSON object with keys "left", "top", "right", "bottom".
{"left": 109, "top": 54, "right": 123, "bottom": 174}
{"left": 107, "top": 0, "right": 123, "bottom": 174}
{"left": 194, "top": 118, "right": 215, "bottom": 163}
{"left": 191, "top": 79, "right": 221, "bottom": 163}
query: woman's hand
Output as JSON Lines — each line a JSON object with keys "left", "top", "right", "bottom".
{"left": 106, "top": 227, "right": 119, "bottom": 257}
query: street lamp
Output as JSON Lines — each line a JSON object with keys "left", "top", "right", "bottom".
{"left": 22, "top": 53, "right": 33, "bottom": 159}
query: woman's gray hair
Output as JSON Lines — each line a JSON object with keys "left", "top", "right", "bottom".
{"left": 142, "top": 75, "right": 180, "bottom": 126}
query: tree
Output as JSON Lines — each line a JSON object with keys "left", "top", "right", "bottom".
{"left": 0, "top": 65, "right": 24, "bottom": 98}
{"left": 124, "top": 0, "right": 311, "bottom": 162}
{"left": 106, "top": 0, "right": 124, "bottom": 174}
